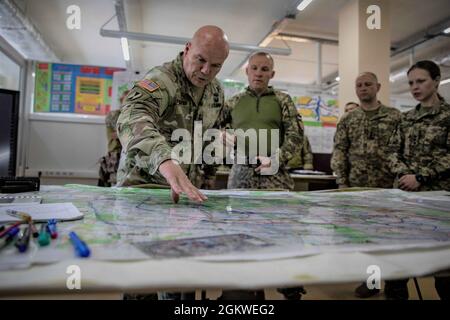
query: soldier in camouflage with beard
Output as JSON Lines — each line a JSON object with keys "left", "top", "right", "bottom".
{"left": 388, "top": 60, "right": 450, "bottom": 300}
{"left": 116, "top": 25, "right": 229, "bottom": 203}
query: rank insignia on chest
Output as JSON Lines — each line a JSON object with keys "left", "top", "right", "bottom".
{"left": 138, "top": 79, "right": 160, "bottom": 92}
{"left": 212, "top": 93, "right": 221, "bottom": 107}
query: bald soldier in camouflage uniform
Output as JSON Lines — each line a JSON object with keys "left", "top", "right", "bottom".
{"left": 217, "top": 52, "right": 305, "bottom": 300}
{"left": 116, "top": 26, "right": 229, "bottom": 203}
{"left": 219, "top": 52, "right": 304, "bottom": 190}
{"left": 332, "top": 72, "right": 405, "bottom": 299}
{"left": 331, "top": 72, "right": 401, "bottom": 188}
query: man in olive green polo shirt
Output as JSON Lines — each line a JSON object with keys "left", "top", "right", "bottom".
{"left": 219, "top": 52, "right": 304, "bottom": 190}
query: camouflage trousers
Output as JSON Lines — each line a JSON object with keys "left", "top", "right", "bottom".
{"left": 227, "top": 164, "right": 294, "bottom": 190}
{"left": 98, "top": 151, "right": 121, "bottom": 187}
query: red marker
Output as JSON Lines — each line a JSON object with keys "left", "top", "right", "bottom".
{"left": 46, "top": 219, "right": 58, "bottom": 239}
{"left": 0, "top": 221, "right": 22, "bottom": 238}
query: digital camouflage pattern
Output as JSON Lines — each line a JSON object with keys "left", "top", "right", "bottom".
{"left": 98, "top": 151, "right": 121, "bottom": 187}
{"left": 98, "top": 109, "right": 122, "bottom": 187}
{"left": 218, "top": 87, "right": 304, "bottom": 190}
{"left": 388, "top": 99, "right": 450, "bottom": 191}
{"left": 116, "top": 53, "right": 225, "bottom": 188}
{"left": 331, "top": 104, "right": 401, "bottom": 187}
{"left": 105, "top": 109, "right": 122, "bottom": 153}
{"left": 287, "top": 135, "right": 313, "bottom": 170}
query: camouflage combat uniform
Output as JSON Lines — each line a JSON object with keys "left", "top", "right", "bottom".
{"left": 287, "top": 135, "right": 314, "bottom": 170}
{"left": 116, "top": 53, "right": 224, "bottom": 188}
{"left": 331, "top": 104, "right": 401, "bottom": 187}
{"left": 388, "top": 99, "right": 450, "bottom": 191}
{"left": 219, "top": 87, "right": 304, "bottom": 190}
{"left": 98, "top": 109, "right": 122, "bottom": 187}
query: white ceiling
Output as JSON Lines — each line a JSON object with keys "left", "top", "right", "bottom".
{"left": 9, "top": 0, "right": 450, "bottom": 98}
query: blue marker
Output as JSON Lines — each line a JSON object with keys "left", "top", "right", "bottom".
{"left": 47, "top": 219, "right": 58, "bottom": 239}
{"left": 69, "top": 232, "right": 90, "bottom": 258}
{"left": 0, "top": 227, "right": 20, "bottom": 250}
{"left": 15, "top": 226, "right": 31, "bottom": 253}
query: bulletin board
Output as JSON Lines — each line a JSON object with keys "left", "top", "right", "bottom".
{"left": 33, "top": 62, "right": 124, "bottom": 115}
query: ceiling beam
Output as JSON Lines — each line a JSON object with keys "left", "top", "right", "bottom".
{"left": 114, "top": 0, "right": 131, "bottom": 69}
{"left": 391, "top": 17, "right": 450, "bottom": 57}
{"left": 100, "top": 29, "right": 292, "bottom": 56}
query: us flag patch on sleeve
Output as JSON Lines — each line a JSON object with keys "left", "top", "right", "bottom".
{"left": 137, "top": 79, "right": 160, "bottom": 92}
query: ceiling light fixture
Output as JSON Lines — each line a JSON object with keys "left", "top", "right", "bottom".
{"left": 121, "top": 37, "right": 130, "bottom": 61}
{"left": 275, "top": 35, "right": 311, "bottom": 43}
{"left": 297, "top": 0, "right": 315, "bottom": 11}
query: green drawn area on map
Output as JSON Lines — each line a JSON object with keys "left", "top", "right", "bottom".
{"left": 34, "top": 185, "right": 450, "bottom": 259}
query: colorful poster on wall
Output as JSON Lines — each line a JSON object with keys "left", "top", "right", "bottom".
{"left": 111, "top": 71, "right": 142, "bottom": 111}
{"left": 292, "top": 95, "right": 339, "bottom": 154}
{"left": 34, "top": 63, "right": 52, "bottom": 112}
{"left": 34, "top": 62, "right": 124, "bottom": 115}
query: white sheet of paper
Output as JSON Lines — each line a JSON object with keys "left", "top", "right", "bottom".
{"left": 0, "top": 203, "right": 83, "bottom": 223}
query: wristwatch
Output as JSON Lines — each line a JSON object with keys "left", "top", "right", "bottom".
{"left": 415, "top": 174, "right": 428, "bottom": 184}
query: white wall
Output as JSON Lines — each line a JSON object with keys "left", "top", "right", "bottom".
{"left": 0, "top": 50, "right": 21, "bottom": 90}
{"left": 24, "top": 115, "right": 107, "bottom": 185}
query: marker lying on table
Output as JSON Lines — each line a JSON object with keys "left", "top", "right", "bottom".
{"left": 15, "top": 226, "right": 31, "bottom": 253}
{"left": 6, "top": 210, "right": 39, "bottom": 238}
{"left": 0, "top": 227, "right": 20, "bottom": 250}
{"left": 0, "top": 221, "right": 22, "bottom": 238}
{"left": 6, "top": 209, "right": 31, "bottom": 221}
{"left": 69, "top": 231, "right": 90, "bottom": 258}
{"left": 29, "top": 221, "right": 39, "bottom": 238}
{"left": 38, "top": 224, "right": 50, "bottom": 246}
{"left": 5, "top": 210, "right": 39, "bottom": 238}
{"left": 46, "top": 219, "right": 58, "bottom": 239}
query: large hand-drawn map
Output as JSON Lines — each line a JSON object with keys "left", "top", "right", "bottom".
{"left": 1, "top": 185, "right": 449, "bottom": 268}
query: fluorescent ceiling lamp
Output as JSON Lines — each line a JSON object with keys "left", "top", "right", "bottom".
{"left": 440, "top": 78, "right": 450, "bottom": 85}
{"left": 121, "top": 37, "right": 130, "bottom": 61}
{"left": 275, "top": 35, "right": 310, "bottom": 43}
{"left": 297, "top": 0, "right": 314, "bottom": 11}
{"left": 259, "top": 35, "right": 275, "bottom": 47}
{"left": 443, "top": 27, "right": 450, "bottom": 34}
{"left": 389, "top": 70, "right": 406, "bottom": 82}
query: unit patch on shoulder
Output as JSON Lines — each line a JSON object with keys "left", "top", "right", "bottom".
{"left": 137, "top": 79, "right": 160, "bottom": 93}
